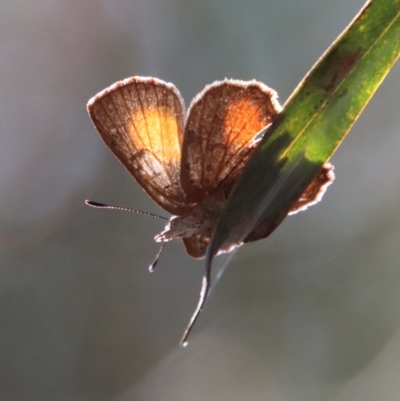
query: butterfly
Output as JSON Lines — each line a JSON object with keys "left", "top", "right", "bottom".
{"left": 87, "top": 76, "right": 334, "bottom": 343}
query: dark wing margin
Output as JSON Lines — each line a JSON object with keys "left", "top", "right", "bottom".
{"left": 87, "top": 76, "right": 190, "bottom": 216}
{"left": 180, "top": 79, "right": 281, "bottom": 202}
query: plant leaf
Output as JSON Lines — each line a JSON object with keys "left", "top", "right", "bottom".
{"left": 209, "top": 0, "right": 400, "bottom": 265}
{"left": 181, "top": 0, "right": 400, "bottom": 345}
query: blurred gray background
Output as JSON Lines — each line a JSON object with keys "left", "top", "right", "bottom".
{"left": 1, "top": 0, "right": 400, "bottom": 400}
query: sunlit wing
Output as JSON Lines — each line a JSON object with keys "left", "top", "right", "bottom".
{"left": 180, "top": 80, "right": 281, "bottom": 202}
{"left": 87, "top": 77, "right": 190, "bottom": 215}
{"left": 244, "top": 163, "right": 335, "bottom": 243}
{"left": 288, "top": 163, "right": 335, "bottom": 215}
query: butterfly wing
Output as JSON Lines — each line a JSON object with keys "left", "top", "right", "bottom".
{"left": 180, "top": 80, "right": 281, "bottom": 202}
{"left": 182, "top": 236, "right": 208, "bottom": 259}
{"left": 288, "top": 163, "right": 335, "bottom": 215}
{"left": 244, "top": 163, "right": 335, "bottom": 243}
{"left": 87, "top": 77, "right": 190, "bottom": 215}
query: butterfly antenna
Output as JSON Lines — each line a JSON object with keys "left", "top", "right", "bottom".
{"left": 85, "top": 200, "right": 168, "bottom": 220}
{"left": 148, "top": 242, "right": 167, "bottom": 272}
{"left": 180, "top": 258, "right": 212, "bottom": 347}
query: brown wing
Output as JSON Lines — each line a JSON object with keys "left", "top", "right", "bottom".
{"left": 87, "top": 77, "right": 190, "bottom": 215}
{"left": 181, "top": 79, "right": 281, "bottom": 202}
{"left": 288, "top": 163, "right": 335, "bottom": 215}
{"left": 182, "top": 236, "right": 208, "bottom": 259}
{"left": 244, "top": 163, "right": 335, "bottom": 243}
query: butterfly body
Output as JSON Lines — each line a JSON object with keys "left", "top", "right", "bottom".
{"left": 154, "top": 185, "right": 239, "bottom": 257}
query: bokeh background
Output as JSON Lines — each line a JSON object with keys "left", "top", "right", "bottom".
{"left": 1, "top": 0, "right": 400, "bottom": 400}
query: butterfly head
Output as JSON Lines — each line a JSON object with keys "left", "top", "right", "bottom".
{"left": 154, "top": 202, "right": 214, "bottom": 241}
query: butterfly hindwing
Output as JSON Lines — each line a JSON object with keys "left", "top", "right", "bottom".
{"left": 244, "top": 164, "right": 335, "bottom": 243}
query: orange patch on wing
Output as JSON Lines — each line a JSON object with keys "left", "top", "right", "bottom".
{"left": 223, "top": 98, "right": 269, "bottom": 149}
{"left": 129, "top": 108, "right": 182, "bottom": 164}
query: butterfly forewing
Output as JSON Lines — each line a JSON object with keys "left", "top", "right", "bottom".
{"left": 87, "top": 77, "right": 189, "bottom": 215}
{"left": 181, "top": 80, "right": 281, "bottom": 202}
